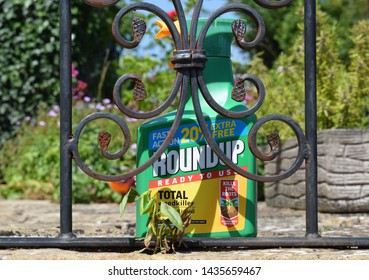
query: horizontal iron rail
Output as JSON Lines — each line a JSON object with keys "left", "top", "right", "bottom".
{"left": 0, "top": 237, "right": 369, "bottom": 250}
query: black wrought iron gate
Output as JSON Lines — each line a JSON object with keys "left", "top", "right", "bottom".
{"left": 1, "top": 0, "right": 369, "bottom": 250}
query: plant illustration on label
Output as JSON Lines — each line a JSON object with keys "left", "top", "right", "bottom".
{"left": 220, "top": 179, "right": 239, "bottom": 226}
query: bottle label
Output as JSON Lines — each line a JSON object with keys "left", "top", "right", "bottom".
{"left": 149, "top": 166, "right": 247, "bottom": 234}
{"left": 145, "top": 119, "right": 249, "bottom": 235}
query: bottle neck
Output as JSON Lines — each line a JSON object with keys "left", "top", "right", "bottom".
{"left": 185, "top": 56, "right": 234, "bottom": 111}
{"left": 181, "top": 18, "right": 249, "bottom": 115}
{"left": 203, "top": 57, "right": 233, "bottom": 85}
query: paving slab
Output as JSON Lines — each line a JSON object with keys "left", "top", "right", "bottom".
{"left": 1, "top": 200, "right": 369, "bottom": 260}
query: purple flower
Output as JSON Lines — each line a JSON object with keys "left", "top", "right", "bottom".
{"left": 83, "top": 96, "right": 91, "bottom": 102}
{"left": 102, "top": 98, "right": 111, "bottom": 104}
{"left": 95, "top": 103, "right": 106, "bottom": 111}
{"left": 130, "top": 143, "right": 137, "bottom": 156}
{"left": 38, "top": 121, "right": 46, "bottom": 126}
{"left": 52, "top": 105, "right": 60, "bottom": 112}
{"left": 48, "top": 110, "right": 58, "bottom": 117}
{"left": 126, "top": 117, "right": 138, "bottom": 123}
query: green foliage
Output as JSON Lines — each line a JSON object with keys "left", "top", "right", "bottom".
{"left": 71, "top": 1, "right": 131, "bottom": 99}
{"left": 116, "top": 55, "right": 177, "bottom": 113}
{"left": 234, "top": 0, "right": 302, "bottom": 67}
{"left": 234, "top": 0, "right": 369, "bottom": 67}
{"left": 247, "top": 7, "right": 369, "bottom": 140}
{"left": 0, "top": 0, "right": 60, "bottom": 146}
{"left": 0, "top": 1, "right": 173, "bottom": 202}
{"left": 342, "top": 20, "right": 369, "bottom": 128}
{"left": 0, "top": 99, "right": 140, "bottom": 203}
{"left": 120, "top": 188, "right": 193, "bottom": 254}
{"left": 0, "top": 0, "right": 125, "bottom": 146}
{"left": 319, "top": 0, "right": 369, "bottom": 64}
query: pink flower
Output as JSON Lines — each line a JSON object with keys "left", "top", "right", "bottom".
{"left": 243, "top": 91, "right": 256, "bottom": 105}
{"left": 72, "top": 80, "right": 88, "bottom": 99}
{"left": 71, "top": 64, "right": 79, "bottom": 78}
{"left": 77, "top": 80, "right": 88, "bottom": 90}
{"left": 38, "top": 121, "right": 46, "bottom": 126}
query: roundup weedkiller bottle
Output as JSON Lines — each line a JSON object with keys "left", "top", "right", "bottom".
{"left": 136, "top": 18, "right": 257, "bottom": 237}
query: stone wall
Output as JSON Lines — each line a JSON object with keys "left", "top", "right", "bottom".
{"left": 264, "top": 129, "right": 369, "bottom": 213}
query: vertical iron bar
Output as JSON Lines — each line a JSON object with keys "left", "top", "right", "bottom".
{"left": 59, "top": 0, "right": 75, "bottom": 238}
{"left": 304, "top": 0, "right": 319, "bottom": 238}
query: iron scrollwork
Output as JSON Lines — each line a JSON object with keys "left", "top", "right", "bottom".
{"left": 71, "top": 0, "right": 306, "bottom": 183}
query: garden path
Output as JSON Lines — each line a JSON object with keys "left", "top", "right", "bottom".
{"left": 1, "top": 199, "right": 369, "bottom": 260}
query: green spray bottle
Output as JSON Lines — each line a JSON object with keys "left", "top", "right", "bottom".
{"left": 136, "top": 18, "right": 257, "bottom": 237}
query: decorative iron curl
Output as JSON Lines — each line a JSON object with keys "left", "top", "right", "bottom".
{"left": 112, "top": 2, "right": 182, "bottom": 50}
{"left": 198, "top": 73, "right": 265, "bottom": 119}
{"left": 70, "top": 1, "right": 193, "bottom": 182}
{"left": 192, "top": 78, "right": 308, "bottom": 182}
{"left": 248, "top": 115, "right": 308, "bottom": 182}
{"left": 77, "top": 0, "right": 305, "bottom": 183}
{"left": 69, "top": 75, "right": 190, "bottom": 182}
{"left": 194, "top": 74, "right": 307, "bottom": 182}
{"left": 69, "top": 112, "right": 131, "bottom": 181}
{"left": 197, "top": 3, "right": 265, "bottom": 51}
{"left": 248, "top": 115, "right": 307, "bottom": 165}
{"left": 193, "top": 3, "right": 266, "bottom": 120}
{"left": 187, "top": 1, "right": 308, "bottom": 183}
{"left": 113, "top": 73, "right": 182, "bottom": 119}
{"left": 110, "top": 1, "right": 187, "bottom": 120}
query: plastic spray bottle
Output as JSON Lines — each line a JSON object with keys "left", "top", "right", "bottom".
{"left": 136, "top": 18, "right": 257, "bottom": 237}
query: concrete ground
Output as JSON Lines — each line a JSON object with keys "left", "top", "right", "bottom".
{"left": 1, "top": 199, "right": 369, "bottom": 260}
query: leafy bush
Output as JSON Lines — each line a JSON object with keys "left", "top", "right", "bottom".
{"left": 0, "top": 0, "right": 60, "bottom": 146}
{"left": 116, "top": 54, "right": 177, "bottom": 113}
{"left": 235, "top": 0, "right": 369, "bottom": 68}
{"left": 0, "top": 64, "right": 140, "bottom": 202}
{"left": 0, "top": 0, "right": 123, "bottom": 146}
{"left": 0, "top": 1, "right": 176, "bottom": 202}
{"left": 247, "top": 7, "right": 369, "bottom": 140}
{"left": 0, "top": 97, "right": 141, "bottom": 202}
